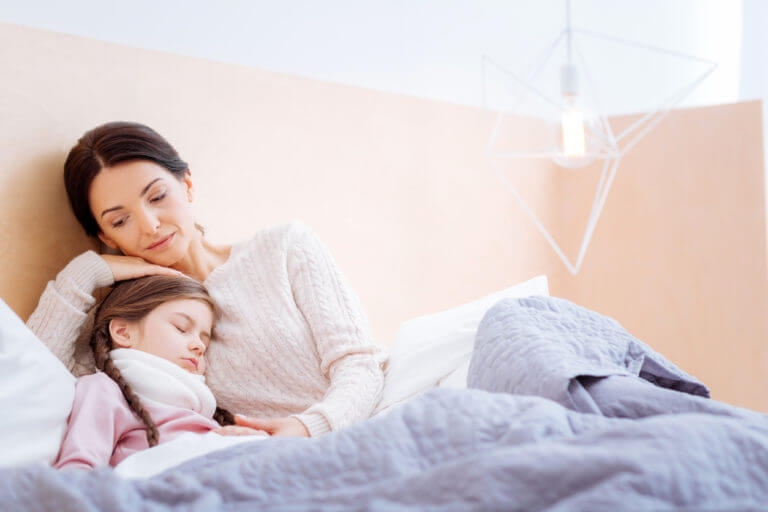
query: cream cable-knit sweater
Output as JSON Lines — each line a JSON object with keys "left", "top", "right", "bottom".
{"left": 26, "top": 219, "right": 388, "bottom": 438}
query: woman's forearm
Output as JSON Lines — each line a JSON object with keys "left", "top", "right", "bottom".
{"left": 292, "top": 350, "right": 387, "bottom": 435}
{"left": 26, "top": 250, "right": 114, "bottom": 374}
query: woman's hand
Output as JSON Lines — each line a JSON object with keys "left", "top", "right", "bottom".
{"left": 213, "top": 425, "right": 269, "bottom": 437}
{"left": 234, "top": 415, "right": 310, "bottom": 437}
{"left": 100, "top": 254, "right": 189, "bottom": 282}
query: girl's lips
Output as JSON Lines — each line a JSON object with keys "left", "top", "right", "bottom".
{"left": 182, "top": 358, "right": 198, "bottom": 370}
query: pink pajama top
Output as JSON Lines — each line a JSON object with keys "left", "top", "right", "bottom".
{"left": 53, "top": 372, "right": 221, "bottom": 470}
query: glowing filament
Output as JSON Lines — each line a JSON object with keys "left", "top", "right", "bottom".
{"left": 561, "top": 109, "right": 585, "bottom": 157}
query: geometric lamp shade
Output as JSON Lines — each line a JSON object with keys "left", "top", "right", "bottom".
{"left": 481, "top": 8, "right": 717, "bottom": 275}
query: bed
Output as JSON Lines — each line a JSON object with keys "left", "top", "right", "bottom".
{"left": 2, "top": 275, "right": 767, "bottom": 510}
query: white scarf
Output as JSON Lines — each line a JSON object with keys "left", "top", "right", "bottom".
{"left": 109, "top": 348, "right": 217, "bottom": 419}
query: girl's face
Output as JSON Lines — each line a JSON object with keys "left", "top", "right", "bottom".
{"left": 109, "top": 298, "right": 214, "bottom": 375}
{"left": 88, "top": 160, "right": 198, "bottom": 266}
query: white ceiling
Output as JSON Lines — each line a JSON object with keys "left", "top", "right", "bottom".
{"left": 0, "top": 0, "right": 758, "bottom": 115}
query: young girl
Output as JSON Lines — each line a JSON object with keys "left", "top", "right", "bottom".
{"left": 54, "top": 275, "right": 265, "bottom": 471}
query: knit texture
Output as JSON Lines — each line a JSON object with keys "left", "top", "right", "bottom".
{"left": 25, "top": 220, "right": 388, "bottom": 437}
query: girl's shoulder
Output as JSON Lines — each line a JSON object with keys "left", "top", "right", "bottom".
{"left": 75, "top": 371, "right": 123, "bottom": 396}
{"left": 69, "top": 372, "right": 142, "bottom": 427}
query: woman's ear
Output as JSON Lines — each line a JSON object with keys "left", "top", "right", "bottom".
{"left": 183, "top": 169, "right": 194, "bottom": 202}
{"left": 98, "top": 231, "right": 119, "bottom": 250}
{"left": 109, "top": 318, "right": 135, "bottom": 348}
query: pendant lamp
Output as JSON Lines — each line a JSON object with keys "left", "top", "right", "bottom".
{"left": 482, "top": 0, "right": 717, "bottom": 274}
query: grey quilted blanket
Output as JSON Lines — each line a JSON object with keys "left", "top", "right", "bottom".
{"left": 468, "top": 295, "right": 711, "bottom": 411}
{"left": 2, "top": 296, "right": 767, "bottom": 511}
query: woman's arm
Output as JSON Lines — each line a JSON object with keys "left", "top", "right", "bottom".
{"left": 53, "top": 374, "right": 131, "bottom": 470}
{"left": 284, "top": 221, "right": 388, "bottom": 437}
{"left": 25, "top": 251, "right": 115, "bottom": 375}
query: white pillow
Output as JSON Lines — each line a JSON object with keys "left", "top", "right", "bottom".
{"left": 372, "top": 275, "right": 549, "bottom": 417}
{"left": 0, "top": 297, "right": 76, "bottom": 467}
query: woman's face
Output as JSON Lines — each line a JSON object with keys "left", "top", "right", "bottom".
{"left": 89, "top": 160, "right": 197, "bottom": 266}
{"left": 109, "top": 298, "right": 213, "bottom": 375}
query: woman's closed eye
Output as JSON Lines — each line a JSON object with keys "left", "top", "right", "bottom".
{"left": 110, "top": 193, "right": 166, "bottom": 228}
{"left": 174, "top": 324, "right": 187, "bottom": 333}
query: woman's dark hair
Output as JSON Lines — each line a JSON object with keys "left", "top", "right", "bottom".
{"left": 63, "top": 121, "right": 205, "bottom": 239}
{"left": 90, "top": 275, "right": 234, "bottom": 447}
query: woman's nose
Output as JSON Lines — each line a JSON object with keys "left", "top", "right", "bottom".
{"left": 138, "top": 208, "right": 160, "bottom": 234}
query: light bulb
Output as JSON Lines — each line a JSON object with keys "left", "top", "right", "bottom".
{"left": 551, "top": 63, "right": 598, "bottom": 169}
{"left": 561, "top": 96, "right": 586, "bottom": 157}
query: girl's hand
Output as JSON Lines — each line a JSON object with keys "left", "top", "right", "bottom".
{"left": 213, "top": 425, "right": 269, "bottom": 437}
{"left": 100, "top": 254, "right": 189, "bottom": 282}
{"left": 234, "top": 415, "right": 310, "bottom": 437}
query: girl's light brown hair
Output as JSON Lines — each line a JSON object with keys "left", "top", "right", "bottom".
{"left": 90, "top": 275, "right": 234, "bottom": 447}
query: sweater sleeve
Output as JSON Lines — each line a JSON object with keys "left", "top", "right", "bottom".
{"left": 53, "top": 374, "right": 133, "bottom": 470}
{"left": 25, "top": 250, "right": 115, "bottom": 375}
{"left": 284, "top": 221, "right": 388, "bottom": 437}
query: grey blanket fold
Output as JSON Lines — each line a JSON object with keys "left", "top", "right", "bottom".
{"left": 468, "top": 295, "right": 710, "bottom": 410}
{"left": 2, "top": 295, "right": 766, "bottom": 511}
{"left": 3, "top": 387, "right": 768, "bottom": 511}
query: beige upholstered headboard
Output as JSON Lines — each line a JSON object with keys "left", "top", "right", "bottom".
{"left": 1, "top": 21, "right": 766, "bottom": 412}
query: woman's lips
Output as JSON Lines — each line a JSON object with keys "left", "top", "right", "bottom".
{"left": 148, "top": 233, "right": 174, "bottom": 250}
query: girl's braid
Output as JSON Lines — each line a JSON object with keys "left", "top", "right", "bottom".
{"left": 90, "top": 323, "right": 160, "bottom": 447}
{"left": 213, "top": 407, "right": 235, "bottom": 426}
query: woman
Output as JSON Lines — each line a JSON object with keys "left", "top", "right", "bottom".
{"left": 27, "top": 121, "right": 388, "bottom": 438}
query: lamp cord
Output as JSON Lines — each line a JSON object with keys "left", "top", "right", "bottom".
{"left": 566, "top": 0, "right": 572, "bottom": 65}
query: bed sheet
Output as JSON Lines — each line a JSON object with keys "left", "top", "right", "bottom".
{"left": 113, "top": 431, "right": 268, "bottom": 480}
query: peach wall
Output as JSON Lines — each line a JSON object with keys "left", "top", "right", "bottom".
{"left": 0, "top": 21, "right": 765, "bottom": 411}
{"left": 553, "top": 102, "right": 768, "bottom": 411}
{"left": 0, "top": 20, "right": 558, "bottom": 345}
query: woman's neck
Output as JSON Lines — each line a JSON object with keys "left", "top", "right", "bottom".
{"left": 170, "top": 231, "right": 232, "bottom": 282}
